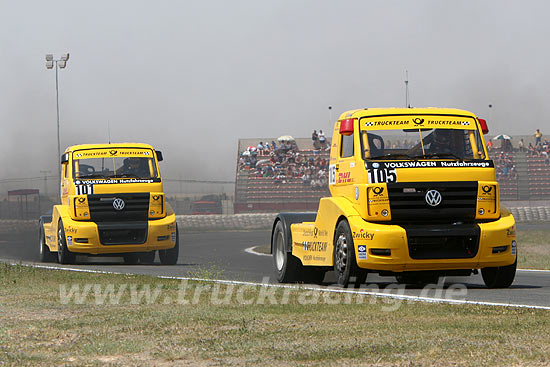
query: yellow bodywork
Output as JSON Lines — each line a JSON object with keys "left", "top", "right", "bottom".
{"left": 42, "top": 143, "right": 177, "bottom": 255}
{"left": 290, "top": 108, "right": 516, "bottom": 272}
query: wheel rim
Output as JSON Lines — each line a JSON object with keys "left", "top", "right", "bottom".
{"left": 275, "top": 231, "right": 285, "bottom": 272}
{"left": 58, "top": 227, "right": 64, "bottom": 258}
{"left": 335, "top": 233, "right": 348, "bottom": 274}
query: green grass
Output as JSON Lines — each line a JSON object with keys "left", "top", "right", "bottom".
{"left": 0, "top": 263, "right": 549, "bottom": 366}
{"left": 517, "top": 230, "right": 550, "bottom": 269}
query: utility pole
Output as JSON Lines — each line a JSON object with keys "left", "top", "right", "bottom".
{"left": 40, "top": 170, "right": 51, "bottom": 197}
{"left": 404, "top": 70, "right": 410, "bottom": 108}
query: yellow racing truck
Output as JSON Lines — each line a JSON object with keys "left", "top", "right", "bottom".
{"left": 39, "top": 143, "right": 179, "bottom": 265}
{"left": 271, "top": 108, "right": 517, "bottom": 288}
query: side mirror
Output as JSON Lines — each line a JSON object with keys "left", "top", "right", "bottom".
{"left": 61, "top": 153, "right": 69, "bottom": 164}
{"left": 478, "top": 118, "right": 489, "bottom": 135}
{"left": 339, "top": 119, "right": 354, "bottom": 136}
{"left": 155, "top": 150, "right": 163, "bottom": 162}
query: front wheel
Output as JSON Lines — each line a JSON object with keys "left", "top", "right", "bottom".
{"left": 39, "top": 221, "right": 56, "bottom": 262}
{"left": 57, "top": 220, "right": 75, "bottom": 264}
{"left": 481, "top": 258, "right": 517, "bottom": 288}
{"left": 333, "top": 220, "right": 360, "bottom": 287}
{"left": 272, "top": 220, "right": 302, "bottom": 283}
{"left": 159, "top": 226, "right": 179, "bottom": 265}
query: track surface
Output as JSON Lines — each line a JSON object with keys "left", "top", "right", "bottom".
{"left": 1, "top": 227, "right": 549, "bottom": 308}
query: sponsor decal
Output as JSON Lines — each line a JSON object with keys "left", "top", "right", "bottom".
{"left": 152, "top": 195, "right": 161, "bottom": 201}
{"left": 355, "top": 186, "right": 359, "bottom": 200}
{"left": 511, "top": 240, "right": 517, "bottom": 255}
{"left": 302, "top": 241, "right": 328, "bottom": 252}
{"left": 74, "top": 149, "right": 153, "bottom": 158}
{"left": 77, "top": 197, "right": 86, "bottom": 203}
{"left": 352, "top": 229, "right": 375, "bottom": 240}
{"left": 336, "top": 171, "right": 352, "bottom": 184}
{"left": 303, "top": 227, "right": 328, "bottom": 238}
{"left": 303, "top": 255, "right": 326, "bottom": 262}
{"left": 507, "top": 228, "right": 516, "bottom": 237}
{"left": 482, "top": 185, "right": 493, "bottom": 193}
{"left": 67, "top": 236, "right": 73, "bottom": 246}
{"left": 366, "top": 160, "right": 494, "bottom": 169}
{"left": 64, "top": 226, "right": 77, "bottom": 234}
{"left": 357, "top": 245, "right": 367, "bottom": 260}
{"left": 412, "top": 117, "right": 424, "bottom": 125}
{"left": 76, "top": 178, "right": 161, "bottom": 185}
{"left": 167, "top": 223, "right": 176, "bottom": 231}
{"left": 171, "top": 232, "right": 176, "bottom": 243}
{"left": 373, "top": 187, "right": 384, "bottom": 196}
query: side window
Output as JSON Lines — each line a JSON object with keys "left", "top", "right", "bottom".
{"left": 341, "top": 133, "right": 354, "bottom": 158}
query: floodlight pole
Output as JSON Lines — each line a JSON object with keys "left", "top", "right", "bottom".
{"left": 45, "top": 53, "right": 69, "bottom": 197}
{"left": 55, "top": 62, "right": 61, "bottom": 183}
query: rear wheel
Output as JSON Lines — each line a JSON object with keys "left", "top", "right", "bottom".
{"left": 39, "top": 221, "right": 56, "bottom": 262}
{"left": 159, "top": 226, "right": 179, "bottom": 265}
{"left": 333, "top": 220, "right": 361, "bottom": 287}
{"left": 57, "top": 220, "right": 75, "bottom": 264}
{"left": 272, "top": 220, "right": 302, "bottom": 283}
{"left": 481, "top": 258, "right": 517, "bottom": 288}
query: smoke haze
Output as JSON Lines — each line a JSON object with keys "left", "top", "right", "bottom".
{"left": 1, "top": 0, "right": 549, "bottom": 187}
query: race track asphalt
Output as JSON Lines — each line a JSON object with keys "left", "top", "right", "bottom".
{"left": 1, "top": 226, "right": 549, "bottom": 309}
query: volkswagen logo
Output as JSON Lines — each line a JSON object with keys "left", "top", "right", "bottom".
{"left": 112, "top": 198, "right": 125, "bottom": 211}
{"left": 425, "top": 189, "right": 442, "bottom": 207}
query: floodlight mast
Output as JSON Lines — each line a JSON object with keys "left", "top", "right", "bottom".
{"left": 45, "top": 53, "right": 70, "bottom": 199}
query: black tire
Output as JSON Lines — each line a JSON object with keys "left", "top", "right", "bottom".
{"left": 123, "top": 253, "right": 139, "bottom": 264}
{"left": 57, "top": 220, "right": 75, "bottom": 264}
{"left": 481, "top": 257, "right": 517, "bottom": 288}
{"left": 333, "top": 220, "right": 360, "bottom": 287}
{"left": 272, "top": 220, "right": 302, "bottom": 283}
{"left": 39, "top": 221, "right": 56, "bottom": 262}
{"left": 159, "top": 226, "right": 179, "bottom": 265}
{"left": 139, "top": 251, "right": 156, "bottom": 264}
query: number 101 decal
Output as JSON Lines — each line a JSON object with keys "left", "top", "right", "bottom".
{"left": 368, "top": 168, "right": 397, "bottom": 184}
{"left": 75, "top": 184, "right": 94, "bottom": 195}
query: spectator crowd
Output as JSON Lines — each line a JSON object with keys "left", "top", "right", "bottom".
{"left": 239, "top": 134, "right": 330, "bottom": 189}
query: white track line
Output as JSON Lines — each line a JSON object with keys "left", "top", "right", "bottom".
{"left": 244, "top": 246, "right": 271, "bottom": 257}
{"left": 4, "top": 260, "right": 550, "bottom": 311}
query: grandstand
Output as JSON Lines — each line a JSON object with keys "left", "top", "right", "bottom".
{"left": 234, "top": 135, "right": 550, "bottom": 213}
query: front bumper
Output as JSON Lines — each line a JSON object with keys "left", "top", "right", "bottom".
{"left": 349, "top": 213, "right": 517, "bottom": 272}
{"left": 63, "top": 213, "right": 177, "bottom": 254}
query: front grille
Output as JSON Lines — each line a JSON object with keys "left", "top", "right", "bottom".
{"left": 403, "top": 223, "right": 480, "bottom": 259}
{"left": 388, "top": 181, "right": 477, "bottom": 222}
{"left": 88, "top": 193, "right": 149, "bottom": 222}
{"left": 97, "top": 222, "right": 148, "bottom": 245}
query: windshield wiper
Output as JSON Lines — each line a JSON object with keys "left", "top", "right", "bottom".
{"left": 368, "top": 153, "right": 413, "bottom": 160}
{"left": 412, "top": 153, "right": 463, "bottom": 160}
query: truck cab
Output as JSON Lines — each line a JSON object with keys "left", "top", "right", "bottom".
{"left": 272, "top": 108, "right": 517, "bottom": 288}
{"left": 39, "top": 143, "right": 179, "bottom": 265}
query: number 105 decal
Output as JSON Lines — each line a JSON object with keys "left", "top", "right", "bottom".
{"left": 368, "top": 168, "right": 397, "bottom": 183}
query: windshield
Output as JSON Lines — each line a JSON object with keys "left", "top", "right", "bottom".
{"left": 360, "top": 117, "right": 486, "bottom": 161}
{"left": 72, "top": 149, "right": 159, "bottom": 179}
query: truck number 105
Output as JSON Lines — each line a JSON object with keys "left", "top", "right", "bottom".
{"left": 368, "top": 168, "right": 397, "bottom": 184}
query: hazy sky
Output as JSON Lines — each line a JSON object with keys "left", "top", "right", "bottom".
{"left": 1, "top": 0, "right": 549, "bottom": 185}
